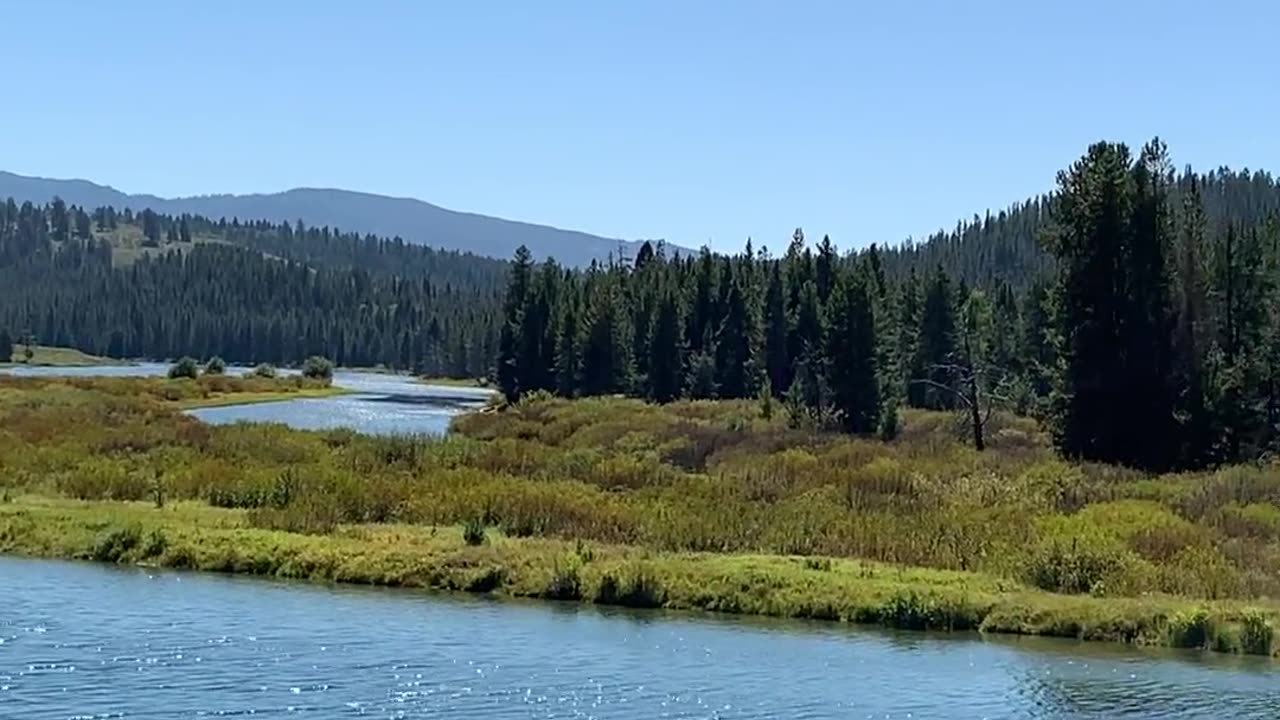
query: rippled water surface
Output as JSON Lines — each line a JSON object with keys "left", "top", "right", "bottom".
{"left": 1, "top": 364, "right": 491, "bottom": 435}
{"left": 1, "top": 557, "right": 1276, "bottom": 719}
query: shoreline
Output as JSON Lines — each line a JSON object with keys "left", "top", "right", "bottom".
{"left": 170, "top": 386, "right": 351, "bottom": 409}
{"left": 1, "top": 496, "right": 1275, "bottom": 658}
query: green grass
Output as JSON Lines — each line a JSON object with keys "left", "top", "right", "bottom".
{"left": 2, "top": 378, "right": 1280, "bottom": 656}
{"left": 3, "top": 345, "right": 129, "bottom": 367}
{"left": 1, "top": 496, "right": 1275, "bottom": 654}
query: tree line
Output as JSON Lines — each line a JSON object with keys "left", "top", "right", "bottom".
{"left": 497, "top": 138, "right": 1280, "bottom": 471}
{"left": 0, "top": 199, "right": 504, "bottom": 376}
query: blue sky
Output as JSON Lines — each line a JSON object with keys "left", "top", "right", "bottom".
{"left": 3, "top": 1, "right": 1276, "bottom": 253}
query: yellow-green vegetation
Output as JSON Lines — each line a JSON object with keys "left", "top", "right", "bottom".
{"left": 1, "top": 496, "right": 1275, "bottom": 655}
{"left": 0, "top": 374, "right": 338, "bottom": 409}
{"left": 171, "top": 386, "right": 349, "bottom": 410}
{"left": 3, "top": 344, "right": 128, "bottom": 367}
{"left": 1, "top": 380, "right": 1278, "bottom": 656}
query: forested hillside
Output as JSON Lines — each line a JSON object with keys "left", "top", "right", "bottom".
{"left": 496, "top": 139, "right": 1280, "bottom": 472}
{"left": 0, "top": 200, "right": 503, "bottom": 376}
{"left": 880, "top": 167, "right": 1280, "bottom": 290}
{"left": 0, "top": 171, "right": 664, "bottom": 265}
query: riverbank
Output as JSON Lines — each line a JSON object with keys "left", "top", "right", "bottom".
{"left": 1, "top": 495, "right": 1275, "bottom": 656}
{"left": 1, "top": 378, "right": 1279, "bottom": 657}
{"left": 2, "top": 345, "right": 130, "bottom": 367}
{"left": 170, "top": 386, "right": 349, "bottom": 409}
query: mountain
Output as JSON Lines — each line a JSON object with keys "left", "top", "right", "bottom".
{"left": 0, "top": 171, "right": 670, "bottom": 265}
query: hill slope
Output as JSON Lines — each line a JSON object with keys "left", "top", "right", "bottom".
{"left": 0, "top": 171, "right": 663, "bottom": 265}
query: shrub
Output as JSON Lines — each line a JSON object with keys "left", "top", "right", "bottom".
{"left": 879, "top": 591, "right": 975, "bottom": 631}
{"left": 878, "top": 397, "right": 900, "bottom": 440}
{"left": 803, "top": 557, "right": 833, "bottom": 571}
{"left": 204, "top": 357, "right": 227, "bottom": 375}
{"left": 251, "top": 363, "right": 278, "bottom": 379}
{"left": 168, "top": 357, "right": 199, "bottom": 380}
{"left": 1239, "top": 610, "right": 1273, "bottom": 656}
{"left": 302, "top": 356, "right": 334, "bottom": 383}
{"left": 91, "top": 525, "right": 141, "bottom": 563}
{"left": 595, "top": 566, "right": 666, "bottom": 608}
{"left": 462, "top": 517, "right": 487, "bottom": 546}
{"left": 1024, "top": 539, "right": 1127, "bottom": 595}
{"left": 757, "top": 386, "right": 774, "bottom": 420}
{"left": 141, "top": 528, "right": 168, "bottom": 559}
{"left": 1167, "top": 608, "right": 1212, "bottom": 649}
{"left": 543, "top": 556, "right": 583, "bottom": 600}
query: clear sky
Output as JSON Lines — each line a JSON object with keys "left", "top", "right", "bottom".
{"left": 3, "top": 0, "right": 1277, "bottom": 253}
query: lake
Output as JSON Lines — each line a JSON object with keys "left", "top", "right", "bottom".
{"left": 0, "top": 363, "right": 492, "bottom": 435}
{"left": 1, "top": 557, "right": 1276, "bottom": 719}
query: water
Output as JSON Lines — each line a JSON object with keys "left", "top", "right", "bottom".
{"left": 0, "top": 364, "right": 492, "bottom": 436}
{"left": 0, "top": 558, "right": 1275, "bottom": 719}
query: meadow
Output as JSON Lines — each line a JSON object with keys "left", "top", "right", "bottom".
{"left": 1, "top": 377, "right": 1278, "bottom": 655}
{"left": 2, "top": 344, "right": 128, "bottom": 367}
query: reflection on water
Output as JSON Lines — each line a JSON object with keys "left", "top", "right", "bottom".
{"left": 0, "top": 363, "right": 492, "bottom": 436}
{"left": 1, "top": 557, "right": 1276, "bottom": 719}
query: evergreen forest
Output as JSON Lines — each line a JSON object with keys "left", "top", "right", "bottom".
{"left": 496, "top": 139, "right": 1280, "bottom": 472}
{"left": 0, "top": 201, "right": 506, "bottom": 376}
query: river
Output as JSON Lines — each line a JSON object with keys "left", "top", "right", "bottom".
{"left": 1, "top": 557, "right": 1276, "bottom": 719}
{"left": 0, "top": 363, "right": 492, "bottom": 435}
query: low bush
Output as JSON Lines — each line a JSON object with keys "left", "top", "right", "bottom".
{"left": 91, "top": 525, "right": 141, "bottom": 563}
{"left": 168, "top": 357, "right": 199, "bottom": 380}
{"left": 462, "top": 517, "right": 487, "bottom": 546}
{"left": 302, "top": 356, "right": 334, "bottom": 383}
{"left": 204, "top": 357, "right": 227, "bottom": 376}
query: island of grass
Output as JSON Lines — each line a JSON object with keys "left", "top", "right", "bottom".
{"left": 415, "top": 376, "right": 492, "bottom": 389}
{"left": 13, "top": 373, "right": 348, "bottom": 410}
{"left": 3, "top": 344, "right": 132, "bottom": 367}
{"left": 0, "top": 377, "right": 1276, "bottom": 657}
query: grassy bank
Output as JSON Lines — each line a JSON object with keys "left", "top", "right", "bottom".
{"left": 172, "top": 386, "right": 349, "bottom": 409}
{"left": 2, "top": 496, "right": 1275, "bottom": 654}
{"left": 3, "top": 345, "right": 129, "bottom": 367}
{"left": 1, "top": 378, "right": 1279, "bottom": 656}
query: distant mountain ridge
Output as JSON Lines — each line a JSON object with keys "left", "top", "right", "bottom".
{"left": 0, "top": 171, "right": 671, "bottom": 265}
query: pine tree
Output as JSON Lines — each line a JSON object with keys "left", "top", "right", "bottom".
{"left": 554, "top": 295, "right": 582, "bottom": 396}
{"left": 1050, "top": 140, "right": 1181, "bottom": 469}
{"left": 1121, "top": 139, "right": 1178, "bottom": 470}
{"left": 1172, "top": 176, "right": 1213, "bottom": 466}
{"left": 648, "top": 288, "right": 684, "bottom": 402}
{"left": 50, "top": 197, "right": 69, "bottom": 243}
{"left": 496, "top": 245, "right": 533, "bottom": 402}
{"left": 580, "top": 280, "right": 630, "bottom": 396}
{"left": 910, "top": 266, "right": 957, "bottom": 410}
{"left": 826, "top": 269, "right": 879, "bottom": 433}
{"left": 1051, "top": 142, "right": 1131, "bottom": 464}
{"left": 0, "top": 329, "right": 11, "bottom": 363}
{"left": 763, "top": 262, "right": 790, "bottom": 396}
{"left": 1209, "top": 223, "right": 1270, "bottom": 460}
{"left": 815, "top": 234, "right": 836, "bottom": 305}
{"left": 688, "top": 248, "right": 718, "bottom": 353}
{"left": 714, "top": 272, "right": 759, "bottom": 398}
{"left": 792, "top": 280, "right": 824, "bottom": 373}
{"left": 73, "top": 208, "right": 91, "bottom": 239}
{"left": 893, "top": 267, "right": 921, "bottom": 402}
{"left": 1018, "top": 278, "right": 1054, "bottom": 407}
